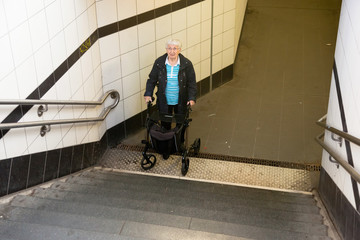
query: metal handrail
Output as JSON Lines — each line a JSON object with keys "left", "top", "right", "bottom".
{"left": 316, "top": 114, "right": 360, "bottom": 183}
{"left": 316, "top": 114, "right": 360, "bottom": 147}
{"left": 0, "top": 90, "right": 120, "bottom": 136}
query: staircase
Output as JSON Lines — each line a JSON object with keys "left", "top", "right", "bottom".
{"left": 0, "top": 167, "right": 333, "bottom": 240}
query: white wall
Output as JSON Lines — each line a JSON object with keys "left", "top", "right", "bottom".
{"left": 322, "top": 0, "right": 360, "bottom": 210}
{"left": 99, "top": 0, "right": 246, "bottom": 131}
{"left": 0, "top": 0, "right": 102, "bottom": 160}
{"left": 0, "top": 0, "right": 247, "bottom": 161}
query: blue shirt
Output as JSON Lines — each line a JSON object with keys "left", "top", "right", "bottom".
{"left": 165, "top": 57, "right": 180, "bottom": 105}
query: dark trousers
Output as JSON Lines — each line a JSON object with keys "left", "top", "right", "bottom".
{"left": 161, "top": 105, "right": 178, "bottom": 130}
{"left": 162, "top": 105, "right": 185, "bottom": 144}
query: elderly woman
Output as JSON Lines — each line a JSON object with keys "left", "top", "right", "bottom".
{"left": 144, "top": 39, "right": 197, "bottom": 126}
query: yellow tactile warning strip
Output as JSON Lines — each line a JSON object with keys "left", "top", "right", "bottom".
{"left": 100, "top": 147, "right": 315, "bottom": 193}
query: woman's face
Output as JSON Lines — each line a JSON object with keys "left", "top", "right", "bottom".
{"left": 166, "top": 44, "right": 181, "bottom": 61}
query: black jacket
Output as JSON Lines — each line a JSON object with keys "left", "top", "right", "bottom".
{"left": 144, "top": 53, "right": 197, "bottom": 114}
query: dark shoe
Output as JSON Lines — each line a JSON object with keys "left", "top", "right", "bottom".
{"left": 163, "top": 153, "right": 170, "bottom": 160}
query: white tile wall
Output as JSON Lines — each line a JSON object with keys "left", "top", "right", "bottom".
{"left": 172, "top": 9, "right": 187, "bottom": 33}
{"left": 81, "top": 50, "right": 94, "bottom": 81}
{"left": 64, "top": 21, "right": 79, "bottom": 55}
{"left": 200, "top": 57, "right": 210, "bottom": 80}
{"left": 0, "top": 138, "right": 6, "bottom": 159}
{"left": 3, "top": 0, "right": 28, "bottom": 31}
{"left": 0, "top": 3, "right": 8, "bottom": 38}
{"left": 0, "top": 35, "right": 14, "bottom": 81}
{"left": 136, "top": 0, "right": 154, "bottom": 14}
{"left": 119, "top": 27, "right": 139, "bottom": 53}
{"left": 50, "top": 32, "right": 67, "bottom": 69}
{"left": 138, "top": 20, "right": 156, "bottom": 47}
{"left": 25, "top": 0, "right": 44, "bottom": 18}
{"left": 213, "top": 15, "right": 223, "bottom": 36}
{"left": 68, "top": 61, "right": 83, "bottom": 96}
{"left": 121, "top": 49, "right": 139, "bottom": 77}
{"left": 187, "top": 3, "right": 201, "bottom": 27}
{"left": 60, "top": 0, "right": 76, "bottom": 27}
{"left": 76, "top": 10, "right": 90, "bottom": 44}
{"left": 99, "top": 33, "right": 120, "bottom": 62}
{"left": 139, "top": 42, "right": 156, "bottom": 69}
{"left": 222, "top": 46, "right": 234, "bottom": 68}
{"left": 213, "top": 34, "right": 222, "bottom": 55}
{"left": 96, "top": 0, "right": 117, "bottom": 28}
{"left": 102, "top": 56, "right": 122, "bottom": 86}
{"left": 3, "top": 129, "right": 28, "bottom": 158}
{"left": 34, "top": 43, "right": 53, "bottom": 81}
{"left": 156, "top": 36, "right": 169, "bottom": 57}
{"left": 156, "top": 15, "right": 172, "bottom": 39}
{"left": 124, "top": 92, "right": 141, "bottom": 118}
{"left": 224, "top": 0, "right": 236, "bottom": 12}
{"left": 30, "top": 12, "right": 49, "bottom": 54}
{"left": 201, "top": 0, "right": 211, "bottom": 21}
{"left": 223, "top": 9, "right": 235, "bottom": 32}
{"left": 212, "top": 52, "right": 222, "bottom": 73}
{"left": 172, "top": 29, "right": 187, "bottom": 49}
{"left": 200, "top": 39, "right": 211, "bottom": 60}
{"left": 322, "top": 0, "right": 360, "bottom": 210}
{"left": 223, "top": 29, "right": 235, "bottom": 50}
{"left": 0, "top": 0, "right": 246, "bottom": 161}
{"left": 187, "top": 24, "right": 201, "bottom": 47}
{"left": 201, "top": 19, "right": 211, "bottom": 41}
{"left": 0, "top": 72, "right": 19, "bottom": 100}
{"left": 122, "top": 71, "right": 140, "bottom": 99}
{"left": 15, "top": 57, "right": 38, "bottom": 99}
{"left": 186, "top": 44, "right": 201, "bottom": 65}
{"left": 74, "top": 0, "right": 88, "bottom": 17}
{"left": 140, "top": 65, "right": 152, "bottom": 91}
{"left": 117, "top": 0, "right": 136, "bottom": 21}
{"left": 46, "top": 0, "right": 64, "bottom": 40}
{"left": 88, "top": 4, "right": 98, "bottom": 33}
{"left": 10, "top": 22, "right": 33, "bottom": 67}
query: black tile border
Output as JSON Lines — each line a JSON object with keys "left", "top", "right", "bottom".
{"left": 319, "top": 168, "right": 360, "bottom": 240}
{"left": 0, "top": 133, "right": 109, "bottom": 197}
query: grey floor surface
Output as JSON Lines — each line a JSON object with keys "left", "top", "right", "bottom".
{"left": 122, "top": 0, "right": 341, "bottom": 165}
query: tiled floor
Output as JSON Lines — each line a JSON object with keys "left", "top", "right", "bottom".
{"left": 122, "top": 0, "right": 341, "bottom": 165}
{"left": 100, "top": 148, "right": 316, "bottom": 192}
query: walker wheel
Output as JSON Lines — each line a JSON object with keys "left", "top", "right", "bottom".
{"left": 193, "top": 138, "right": 201, "bottom": 155}
{"left": 181, "top": 157, "right": 190, "bottom": 176}
{"left": 141, "top": 154, "right": 156, "bottom": 170}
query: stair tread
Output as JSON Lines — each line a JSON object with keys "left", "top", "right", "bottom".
{"left": 9, "top": 189, "right": 326, "bottom": 235}
{"left": 1, "top": 204, "right": 329, "bottom": 240}
{"left": 0, "top": 219, "right": 251, "bottom": 240}
{"left": 85, "top": 169, "right": 314, "bottom": 199}
{"left": 4, "top": 207, "right": 125, "bottom": 234}
{"left": 77, "top": 170, "right": 316, "bottom": 204}
{"left": 51, "top": 180, "right": 319, "bottom": 214}
{"left": 0, "top": 219, "right": 147, "bottom": 240}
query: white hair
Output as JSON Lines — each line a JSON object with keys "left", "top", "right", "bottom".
{"left": 165, "top": 39, "right": 182, "bottom": 49}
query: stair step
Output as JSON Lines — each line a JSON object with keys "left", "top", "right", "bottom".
{"left": 83, "top": 170, "right": 314, "bottom": 202}
{"left": 0, "top": 219, "right": 250, "bottom": 240}
{"left": 8, "top": 195, "right": 193, "bottom": 230}
{"left": 4, "top": 207, "right": 125, "bottom": 234}
{"left": 55, "top": 177, "right": 319, "bottom": 214}
{"left": 0, "top": 219, "right": 147, "bottom": 240}
{"left": 13, "top": 187, "right": 327, "bottom": 235}
{"left": 121, "top": 220, "right": 330, "bottom": 240}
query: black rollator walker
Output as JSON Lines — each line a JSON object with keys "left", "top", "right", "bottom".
{"left": 141, "top": 100, "right": 201, "bottom": 176}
